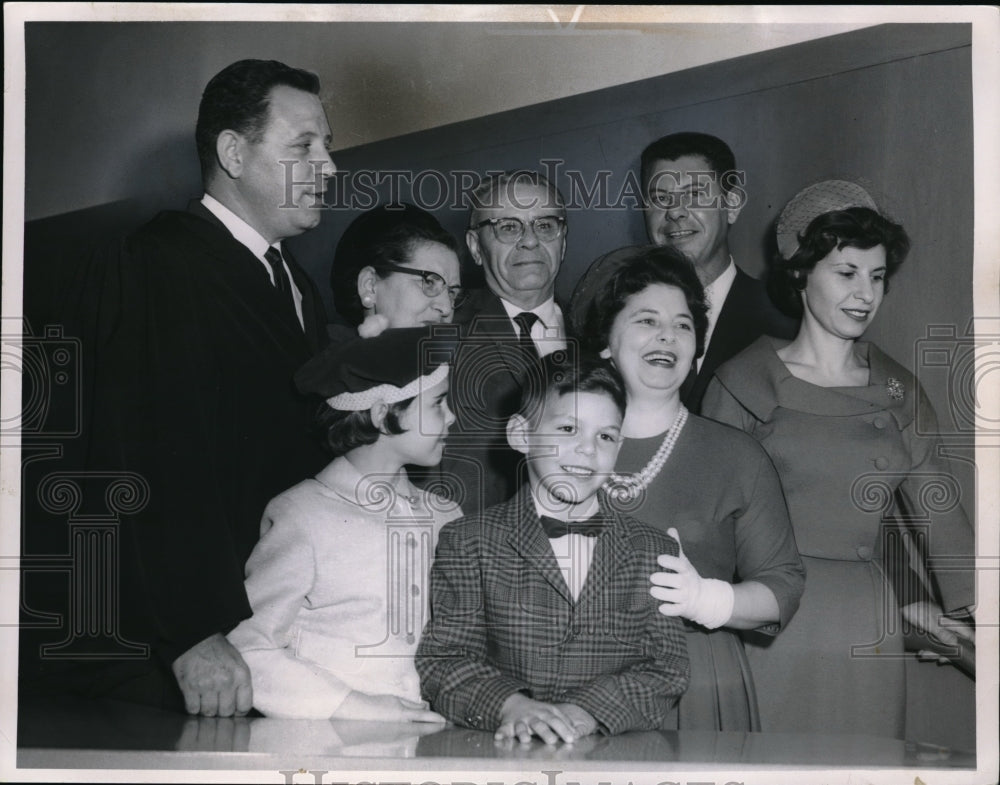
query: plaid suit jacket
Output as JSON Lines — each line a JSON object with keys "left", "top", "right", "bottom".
{"left": 416, "top": 486, "right": 690, "bottom": 735}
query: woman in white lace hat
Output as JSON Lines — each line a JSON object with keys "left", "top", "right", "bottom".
{"left": 701, "top": 181, "right": 976, "bottom": 736}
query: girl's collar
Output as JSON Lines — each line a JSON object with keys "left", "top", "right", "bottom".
{"left": 315, "top": 457, "right": 423, "bottom": 511}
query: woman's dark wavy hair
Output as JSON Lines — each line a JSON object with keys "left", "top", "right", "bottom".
{"left": 580, "top": 245, "right": 709, "bottom": 361}
{"left": 313, "top": 397, "right": 415, "bottom": 457}
{"left": 330, "top": 203, "right": 460, "bottom": 326}
{"left": 768, "top": 207, "right": 910, "bottom": 319}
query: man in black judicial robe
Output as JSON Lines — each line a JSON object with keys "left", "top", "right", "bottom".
{"left": 19, "top": 59, "right": 335, "bottom": 717}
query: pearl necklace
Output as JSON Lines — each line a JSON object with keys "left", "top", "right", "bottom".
{"left": 606, "top": 406, "right": 689, "bottom": 502}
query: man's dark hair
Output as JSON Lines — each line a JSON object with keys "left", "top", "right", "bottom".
{"left": 195, "top": 59, "right": 321, "bottom": 181}
{"left": 516, "top": 352, "right": 627, "bottom": 427}
{"left": 640, "top": 132, "right": 738, "bottom": 193}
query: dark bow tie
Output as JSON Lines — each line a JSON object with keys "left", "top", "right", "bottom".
{"left": 539, "top": 514, "right": 608, "bottom": 539}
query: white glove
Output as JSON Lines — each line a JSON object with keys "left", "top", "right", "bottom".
{"left": 649, "top": 527, "right": 735, "bottom": 629}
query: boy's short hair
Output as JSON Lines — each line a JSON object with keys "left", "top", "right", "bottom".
{"left": 516, "top": 352, "right": 626, "bottom": 427}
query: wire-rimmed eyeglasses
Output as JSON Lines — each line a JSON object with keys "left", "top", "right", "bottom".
{"left": 470, "top": 216, "right": 566, "bottom": 245}
{"left": 379, "top": 263, "right": 466, "bottom": 308}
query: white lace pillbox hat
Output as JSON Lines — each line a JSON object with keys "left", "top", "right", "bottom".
{"left": 776, "top": 180, "right": 878, "bottom": 259}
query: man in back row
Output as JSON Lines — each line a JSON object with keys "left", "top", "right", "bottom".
{"left": 20, "top": 59, "right": 334, "bottom": 717}
{"left": 441, "top": 171, "right": 569, "bottom": 514}
{"left": 641, "top": 132, "right": 797, "bottom": 411}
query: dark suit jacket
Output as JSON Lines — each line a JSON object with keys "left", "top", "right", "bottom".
{"left": 416, "top": 486, "right": 690, "bottom": 736}
{"left": 440, "top": 289, "right": 552, "bottom": 514}
{"left": 20, "top": 201, "right": 329, "bottom": 706}
{"left": 682, "top": 267, "right": 798, "bottom": 413}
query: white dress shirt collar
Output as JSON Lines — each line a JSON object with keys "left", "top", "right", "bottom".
{"left": 201, "top": 193, "right": 276, "bottom": 261}
{"left": 497, "top": 295, "right": 566, "bottom": 357}
{"left": 699, "top": 257, "right": 737, "bottom": 371}
{"left": 529, "top": 490, "right": 599, "bottom": 601}
{"left": 201, "top": 194, "right": 304, "bottom": 328}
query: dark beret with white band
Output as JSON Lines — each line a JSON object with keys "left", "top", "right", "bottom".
{"left": 295, "top": 326, "right": 460, "bottom": 411}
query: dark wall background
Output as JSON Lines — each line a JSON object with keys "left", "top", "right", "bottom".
{"left": 20, "top": 22, "right": 978, "bottom": 747}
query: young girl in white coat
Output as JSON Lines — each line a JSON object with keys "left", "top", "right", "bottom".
{"left": 228, "top": 326, "right": 461, "bottom": 720}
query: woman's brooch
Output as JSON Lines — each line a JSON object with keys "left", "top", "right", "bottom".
{"left": 886, "top": 377, "right": 905, "bottom": 401}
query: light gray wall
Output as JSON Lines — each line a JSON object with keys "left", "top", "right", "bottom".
{"left": 24, "top": 20, "right": 867, "bottom": 221}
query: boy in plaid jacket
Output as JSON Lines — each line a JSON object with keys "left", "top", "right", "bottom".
{"left": 417, "top": 355, "right": 689, "bottom": 743}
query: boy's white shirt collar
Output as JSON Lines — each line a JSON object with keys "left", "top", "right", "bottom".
{"left": 528, "top": 485, "right": 599, "bottom": 602}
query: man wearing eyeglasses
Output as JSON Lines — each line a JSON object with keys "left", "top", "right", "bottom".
{"left": 441, "top": 170, "right": 569, "bottom": 514}
{"left": 640, "top": 132, "right": 797, "bottom": 413}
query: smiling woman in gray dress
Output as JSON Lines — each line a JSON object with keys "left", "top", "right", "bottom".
{"left": 572, "top": 245, "right": 805, "bottom": 731}
{"left": 701, "top": 180, "right": 976, "bottom": 737}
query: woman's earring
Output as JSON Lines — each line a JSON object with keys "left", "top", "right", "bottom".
{"left": 362, "top": 295, "right": 374, "bottom": 307}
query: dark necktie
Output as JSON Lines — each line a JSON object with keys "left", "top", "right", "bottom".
{"left": 264, "top": 245, "right": 297, "bottom": 323}
{"left": 539, "top": 514, "right": 607, "bottom": 538}
{"left": 679, "top": 361, "right": 698, "bottom": 406}
{"left": 513, "top": 311, "right": 539, "bottom": 358}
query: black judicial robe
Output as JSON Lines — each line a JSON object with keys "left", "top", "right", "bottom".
{"left": 20, "top": 202, "right": 328, "bottom": 705}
